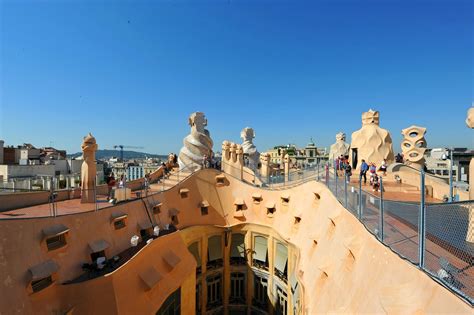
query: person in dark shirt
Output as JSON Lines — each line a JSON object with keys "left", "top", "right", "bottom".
{"left": 106, "top": 173, "right": 116, "bottom": 201}
{"left": 359, "top": 159, "right": 369, "bottom": 184}
{"left": 345, "top": 163, "right": 352, "bottom": 183}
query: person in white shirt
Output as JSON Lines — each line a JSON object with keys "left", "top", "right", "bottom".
{"left": 379, "top": 159, "right": 388, "bottom": 176}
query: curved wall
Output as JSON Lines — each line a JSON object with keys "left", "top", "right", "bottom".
{"left": 0, "top": 169, "right": 471, "bottom": 314}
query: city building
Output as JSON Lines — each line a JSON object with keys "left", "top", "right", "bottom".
{"left": 267, "top": 141, "right": 327, "bottom": 167}
{"left": 127, "top": 165, "right": 144, "bottom": 181}
{"left": 425, "top": 148, "right": 473, "bottom": 183}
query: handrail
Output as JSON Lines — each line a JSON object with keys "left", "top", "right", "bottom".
{"left": 220, "top": 161, "right": 325, "bottom": 190}
{"left": 325, "top": 164, "right": 473, "bottom": 306}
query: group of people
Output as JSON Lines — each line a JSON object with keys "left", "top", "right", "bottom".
{"left": 106, "top": 173, "right": 126, "bottom": 200}
{"left": 202, "top": 153, "right": 220, "bottom": 169}
{"left": 335, "top": 155, "right": 353, "bottom": 183}
{"left": 168, "top": 153, "right": 178, "bottom": 165}
{"left": 359, "top": 159, "right": 388, "bottom": 192}
{"left": 335, "top": 156, "right": 389, "bottom": 192}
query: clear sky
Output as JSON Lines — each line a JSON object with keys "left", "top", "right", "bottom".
{"left": 1, "top": 0, "right": 473, "bottom": 155}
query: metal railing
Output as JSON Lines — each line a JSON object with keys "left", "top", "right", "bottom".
{"left": 219, "top": 162, "right": 473, "bottom": 304}
{"left": 0, "top": 163, "right": 197, "bottom": 219}
{"left": 221, "top": 161, "right": 326, "bottom": 190}
{"left": 323, "top": 165, "right": 473, "bottom": 305}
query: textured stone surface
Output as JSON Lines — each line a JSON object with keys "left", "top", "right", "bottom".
{"left": 401, "top": 125, "right": 427, "bottom": 170}
{"left": 178, "top": 112, "right": 213, "bottom": 170}
{"left": 81, "top": 133, "right": 98, "bottom": 203}
{"left": 240, "top": 127, "right": 259, "bottom": 169}
{"left": 350, "top": 109, "right": 394, "bottom": 169}
{"left": 466, "top": 107, "right": 474, "bottom": 129}
{"left": 329, "top": 132, "right": 350, "bottom": 161}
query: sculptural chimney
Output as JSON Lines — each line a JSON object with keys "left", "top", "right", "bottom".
{"left": 178, "top": 112, "right": 213, "bottom": 170}
{"left": 401, "top": 126, "right": 427, "bottom": 171}
{"left": 240, "top": 127, "right": 260, "bottom": 170}
{"left": 349, "top": 109, "right": 394, "bottom": 170}
{"left": 81, "top": 133, "right": 98, "bottom": 203}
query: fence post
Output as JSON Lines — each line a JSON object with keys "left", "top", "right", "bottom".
{"left": 379, "top": 176, "right": 384, "bottom": 242}
{"left": 95, "top": 180, "right": 98, "bottom": 212}
{"left": 358, "top": 177, "right": 362, "bottom": 221}
{"left": 325, "top": 164, "right": 328, "bottom": 186}
{"left": 317, "top": 162, "right": 320, "bottom": 181}
{"left": 344, "top": 173, "right": 348, "bottom": 208}
{"left": 418, "top": 169, "right": 426, "bottom": 269}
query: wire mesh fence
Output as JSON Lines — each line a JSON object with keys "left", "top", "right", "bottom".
{"left": 322, "top": 166, "right": 473, "bottom": 305}
{"left": 383, "top": 200, "right": 420, "bottom": 263}
{"left": 423, "top": 201, "right": 473, "bottom": 301}
{"left": 0, "top": 164, "right": 195, "bottom": 219}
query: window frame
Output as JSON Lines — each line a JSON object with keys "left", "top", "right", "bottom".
{"left": 46, "top": 233, "right": 67, "bottom": 251}
{"left": 252, "top": 235, "right": 269, "bottom": 271}
{"left": 31, "top": 275, "right": 53, "bottom": 293}
{"left": 229, "top": 272, "right": 246, "bottom": 305}
{"left": 206, "top": 273, "right": 223, "bottom": 310}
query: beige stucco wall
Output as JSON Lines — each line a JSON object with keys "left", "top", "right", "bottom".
{"left": 389, "top": 165, "right": 469, "bottom": 201}
{"left": 0, "top": 165, "right": 167, "bottom": 212}
{"left": 0, "top": 169, "right": 471, "bottom": 314}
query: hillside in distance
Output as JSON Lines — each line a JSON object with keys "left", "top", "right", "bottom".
{"left": 68, "top": 149, "right": 167, "bottom": 160}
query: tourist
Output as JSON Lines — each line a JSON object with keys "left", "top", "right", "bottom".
{"left": 395, "top": 153, "right": 403, "bottom": 163}
{"left": 144, "top": 173, "right": 150, "bottom": 191}
{"left": 173, "top": 153, "right": 178, "bottom": 165}
{"left": 371, "top": 174, "right": 380, "bottom": 192}
{"left": 335, "top": 157, "right": 340, "bottom": 177}
{"left": 345, "top": 162, "right": 352, "bottom": 183}
{"left": 369, "top": 163, "right": 377, "bottom": 179}
{"left": 118, "top": 175, "right": 125, "bottom": 188}
{"left": 106, "top": 173, "right": 116, "bottom": 200}
{"left": 202, "top": 155, "right": 208, "bottom": 169}
{"left": 161, "top": 162, "right": 169, "bottom": 177}
{"left": 359, "top": 159, "right": 368, "bottom": 184}
{"left": 379, "top": 159, "right": 388, "bottom": 176}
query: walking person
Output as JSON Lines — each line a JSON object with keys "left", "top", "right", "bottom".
{"left": 379, "top": 159, "right": 388, "bottom": 176}
{"left": 359, "top": 159, "right": 369, "bottom": 184}
{"left": 371, "top": 173, "right": 380, "bottom": 192}
{"left": 345, "top": 162, "right": 352, "bottom": 183}
{"left": 369, "top": 162, "right": 377, "bottom": 179}
{"left": 118, "top": 175, "right": 125, "bottom": 188}
{"left": 202, "top": 155, "right": 208, "bottom": 169}
{"left": 144, "top": 173, "right": 150, "bottom": 195}
{"left": 106, "top": 173, "right": 116, "bottom": 201}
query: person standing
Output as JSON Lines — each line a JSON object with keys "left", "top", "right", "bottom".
{"left": 106, "top": 173, "right": 116, "bottom": 201}
{"left": 360, "top": 159, "right": 369, "bottom": 184}
{"left": 118, "top": 175, "right": 125, "bottom": 188}
{"left": 380, "top": 159, "right": 388, "bottom": 176}
{"left": 144, "top": 173, "right": 150, "bottom": 194}
{"left": 372, "top": 173, "right": 380, "bottom": 192}
{"left": 369, "top": 163, "right": 377, "bottom": 178}
{"left": 345, "top": 163, "right": 352, "bottom": 183}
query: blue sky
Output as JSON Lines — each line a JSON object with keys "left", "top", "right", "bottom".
{"left": 1, "top": 0, "right": 472, "bottom": 155}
